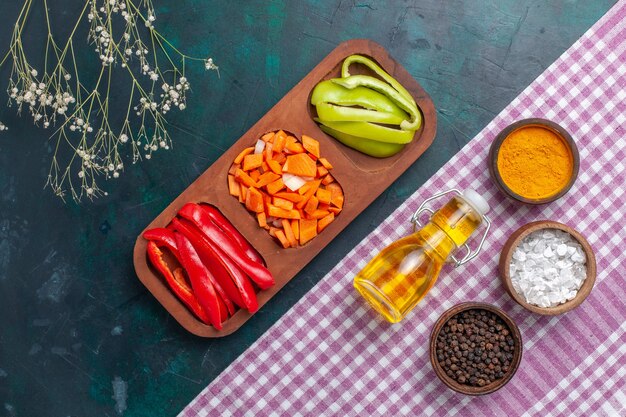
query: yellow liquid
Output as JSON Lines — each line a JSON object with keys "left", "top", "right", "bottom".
{"left": 354, "top": 196, "right": 482, "bottom": 323}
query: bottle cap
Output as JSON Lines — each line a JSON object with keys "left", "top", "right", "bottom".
{"left": 462, "top": 189, "right": 490, "bottom": 216}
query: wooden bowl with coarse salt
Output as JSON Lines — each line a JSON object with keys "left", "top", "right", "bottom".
{"left": 499, "top": 221, "right": 596, "bottom": 315}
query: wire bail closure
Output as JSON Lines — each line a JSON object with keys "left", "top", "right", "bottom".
{"left": 409, "top": 189, "right": 491, "bottom": 268}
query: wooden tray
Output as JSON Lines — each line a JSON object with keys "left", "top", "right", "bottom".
{"left": 133, "top": 39, "right": 437, "bottom": 337}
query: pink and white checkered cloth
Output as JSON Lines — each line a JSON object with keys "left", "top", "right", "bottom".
{"left": 182, "top": 3, "right": 626, "bottom": 416}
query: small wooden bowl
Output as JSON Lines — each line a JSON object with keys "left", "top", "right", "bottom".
{"left": 430, "top": 302, "right": 523, "bottom": 395}
{"left": 488, "top": 118, "right": 579, "bottom": 204}
{"left": 499, "top": 221, "right": 597, "bottom": 315}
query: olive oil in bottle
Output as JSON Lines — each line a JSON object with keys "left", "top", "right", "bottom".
{"left": 354, "top": 190, "right": 490, "bottom": 323}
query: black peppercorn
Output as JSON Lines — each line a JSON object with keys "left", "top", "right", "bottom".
{"left": 435, "top": 309, "right": 517, "bottom": 388}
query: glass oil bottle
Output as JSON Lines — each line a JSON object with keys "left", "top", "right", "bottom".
{"left": 353, "top": 189, "right": 491, "bottom": 323}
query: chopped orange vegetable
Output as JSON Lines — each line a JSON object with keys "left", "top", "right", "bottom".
{"left": 299, "top": 219, "right": 318, "bottom": 246}
{"left": 318, "top": 157, "right": 333, "bottom": 170}
{"left": 273, "top": 197, "right": 294, "bottom": 211}
{"left": 290, "top": 219, "right": 299, "bottom": 240}
{"left": 234, "top": 147, "right": 254, "bottom": 164}
{"left": 255, "top": 171, "right": 280, "bottom": 188}
{"left": 284, "top": 136, "right": 305, "bottom": 153}
{"left": 230, "top": 130, "right": 343, "bottom": 249}
{"left": 302, "top": 135, "right": 320, "bottom": 158}
{"left": 228, "top": 175, "right": 239, "bottom": 197}
{"left": 267, "top": 159, "right": 282, "bottom": 175}
{"left": 243, "top": 154, "right": 263, "bottom": 171}
{"left": 273, "top": 134, "right": 286, "bottom": 153}
{"left": 245, "top": 187, "right": 264, "bottom": 213}
{"left": 261, "top": 132, "right": 275, "bottom": 142}
{"left": 275, "top": 229, "right": 290, "bottom": 248}
{"left": 321, "top": 174, "right": 335, "bottom": 185}
{"left": 317, "top": 166, "right": 329, "bottom": 178}
{"left": 274, "top": 192, "right": 304, "bottom": 203}
{"left": 228, "top": 164, "right": 240, "bottom": 175}
{"left": 317, "top": 213, "right": 335, "bottom": 233}
{"left": 283, "top": 153, "right": 317, "bottom": 177}
{"left": 235, "top": 169, "right": 257, "bottom": 188}
{"left": 316, "top": 188, "right": 331, "bottom": 205}
{"left": 239, "top": 184, "right": 247, "bottom": 203}
{"left": 257, "top": 212, "right": 267, "bottom": 229}
{"left": 266, "top": 178, "right": 285, "bottom": 195}
{"left": 304, "top": 195, "right": 319, "bottom": 215}
{"left": 296, "top": 180, "right": 321, "bottom": 210}
{"left": 282, "top": 220, "right": 298, "bottom": 247}
{"left": 249, "top": 169, "right": 261, "bottom": 182}
{"left": 268, "top": 205, "right": 301, "bottom": 220}
{"left": 309, "top": 209, "right": 330, "bottom": 219}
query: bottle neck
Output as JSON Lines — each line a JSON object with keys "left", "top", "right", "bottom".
{"left": 418, "top": 196, "right": 483, "bottom": 262}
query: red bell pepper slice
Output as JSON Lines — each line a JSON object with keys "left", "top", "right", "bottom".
{"left": 144, "top": 228, "right": 179, "bottom": 256}
{"left": 179, "top": 203, "right": 275, "bottom": 290}
{"left": 146, "top": 241, "right": 211, "bottom": 324}
{"left": 174, "top": 232, "right": 225, "bottom": 329}
{"left": 172, "top": 217, "right": 258, "bottom": 313}
{"left": 200, "top": 204, "right": 265, "bottom": 265}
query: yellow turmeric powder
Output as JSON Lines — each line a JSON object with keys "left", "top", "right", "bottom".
{"left": 497, "top": 126, "right": 573, "bottom": 199}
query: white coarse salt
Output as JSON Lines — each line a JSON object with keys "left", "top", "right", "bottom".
{"left": 509, "top": 228, "right": 587, "bottom": 308}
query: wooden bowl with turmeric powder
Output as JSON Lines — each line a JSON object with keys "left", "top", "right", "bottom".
{"left": 488, "top": 118, "right": 579, "bottom": 204}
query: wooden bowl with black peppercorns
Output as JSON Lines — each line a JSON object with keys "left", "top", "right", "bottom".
{"left": 430, "top": 302, "right": 522, "bottom": 395}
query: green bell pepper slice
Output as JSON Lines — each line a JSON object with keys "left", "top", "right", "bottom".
{"left": 315, "top": 102, "right": 406, "bottom": 125}
{"left": 310, "top": 80, "right": 407, "bottom": 116}
{"left": 314, "top": 118, "right": 416, "bottom": 144}
{"left": 332, "top": 75, "right": 421, "bottom": 131}
{"left": 319, "top": 125, "right": 405, "bottom": 158}
{"left": 341, "top": 54, "right": 416, "bottom": 108}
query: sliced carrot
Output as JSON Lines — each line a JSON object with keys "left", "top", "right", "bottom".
{"left": 326, "top": 183, "right": 344, "bottom": 209}
{"left": 261, "top": 141, "right": 272, "bottom": 160}
{"left": 273, "top": 134, "right": 286, "bottom": 153}
{"left": 298, "top": 182, "right": 312, "bottom": 196}
{"left": 299, "top": 219, "right": 317, "bottom": 246}
{"left": 243, "top": 154, "right": 263, "bottom": 171}
{"left": 257, "top": 212, "right": 267, "bottom": 229}
{"left": 328, "top": 206, "right": 342, "bottom": 214}
{"left": 274, "top": 192, "right": 304, "bottom": 203}
{"left": 296, "top": 180, "right": 321, "bottom": 210}
{"left": 275, "top": 130, "right": 287, "bottom": 143}
{"left": 273, "top": 152, "right": 286, "bottom": 164}
{"left": 285, "top": 139, "right": 305, "bottom": 154}
{"left": 318, "top": 157, "right": 333, "bottom": 170}
{"left": 228, "top": 175, "right": 240, "bottom": 197}
{"left": 266, "top": 178, "right": 285, "bottom": 195}
{"left": 228, "top": 164, "right": 240, "bottom": 175}
{"left": 235, "top": 168, "right": 257, "bottom": 188}
{"left": 255, "top": 171, "right": 280, "bottom": 188}
{"left": 283, "top": 153, "right": 316, "bottom": 178}
{"left": 321, "top": 174, "right": 335, "bottom": 185}
{"left": 282, "top": 219, "right": 298, "bottom": 247}
{"left": 309, "top": 209, "right": 330, "bottom": 219}
{"left": 317, "top": 166, "right": 329, "bottom": 178}
{"left": 268, "top": 205, "right": 301, "bottom": 220}
{"left": 316, "top": 188, "right": 331, "bottom": 205}
{"left": 261, "top": 132, "right": 275, "bottom": 142}
{"left": 304, "top": 195, "right": 319, "bottom": 215}
{"left": 249, "top": 169, "right": 261, "bottom": 182}
{"left": 273, "top": 197, "right": 294, "bottom": 211}
{"left": 267, "top": 159, "right": 282, "bottom": 175}
{"left": 234, "top": 147, "right": 254, "bottom": 164}
{"left": 290, "top": 219, "right": 299, "bottom": 241}
{"left": 275, "top": 229, "right": 290, "bottom": 248}
{"left": 239, "top": 183, "right": 247, "bottom": 203}
{"left": 245, "top": 187, "right": 264, "bottom": 213}
{"left": 268, "top": 227, "right": 280, "bottom": 237}
{"left": 302, "top": 135, "right": 320, "bottom": 158}
{"left": 317, "top": 213, "right": 335, "bottom": 233}
{"left": 261, "top": 161, "right": 269, "bottom": 173}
